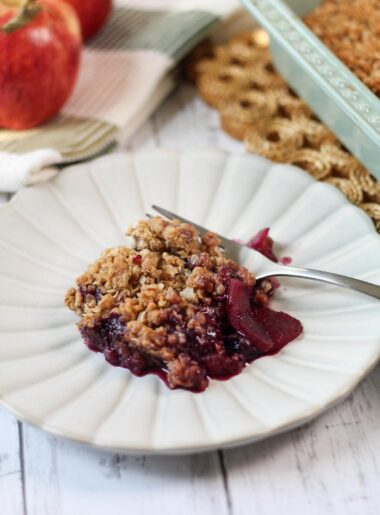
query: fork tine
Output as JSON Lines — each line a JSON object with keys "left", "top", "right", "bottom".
{"left": 151, "top": 205, "right": 177, "bottom": 222}
{"left": 151, "top": 205, "right": 209, "bottom": 237}
{"left": 151, "top": 205, "right": 233, "bottom": 249}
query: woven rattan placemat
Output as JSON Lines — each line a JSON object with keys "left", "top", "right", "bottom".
{"left": 185, "top": 29, "right": 380, "bottom": 233}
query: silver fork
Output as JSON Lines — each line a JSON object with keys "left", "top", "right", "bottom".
{"left": 151, "top": 205, "right": 380, "bottom": 300}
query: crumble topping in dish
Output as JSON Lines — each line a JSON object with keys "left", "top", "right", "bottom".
{"left": 305, "top": 0, "right": 380, "bottom": 97}
{"left": 65, "top": 216, "right": 302, "bottom": 392}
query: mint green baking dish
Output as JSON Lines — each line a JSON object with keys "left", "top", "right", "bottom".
{"left": 240, "top": 0, "right": 380, "bottom": 180}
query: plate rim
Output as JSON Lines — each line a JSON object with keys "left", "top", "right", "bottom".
{"left": 0, "top": 148, "right": 379, "bottom": 454}
{"left": 2, "top": 352, "right": 379, "bottom": 455}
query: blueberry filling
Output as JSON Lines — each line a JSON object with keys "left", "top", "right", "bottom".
{"left": 80, "top": 272, "right": 302, "bottom": 392}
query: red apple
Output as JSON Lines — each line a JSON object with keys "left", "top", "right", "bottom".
{"left": 0, "top": 0, "right": 81, "bottom": 130}
{"left": 63, "top": 0, "right": 112, "bottom": 41}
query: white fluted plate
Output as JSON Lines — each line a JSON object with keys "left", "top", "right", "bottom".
{"left": 1, "top": 150, "right": 379, "bottom": 454}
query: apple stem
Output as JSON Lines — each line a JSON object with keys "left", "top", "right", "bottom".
{"left": 1, "top": 0, "right": 41, "bottom": 33}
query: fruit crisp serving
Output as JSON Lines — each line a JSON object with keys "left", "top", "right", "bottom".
{"left": 65, "top": 216, "right": 302, "bottom": 392}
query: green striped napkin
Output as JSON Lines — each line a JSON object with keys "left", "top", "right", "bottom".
{"left": 0, "top": 0, "right": 240, "bottom": 164}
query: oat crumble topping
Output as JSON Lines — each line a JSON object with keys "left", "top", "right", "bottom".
{"left": 65, "top": 216, "right": 302, "bottom": 391}
{"left": 305, "top": 0, "right": 380, "bottom": 97}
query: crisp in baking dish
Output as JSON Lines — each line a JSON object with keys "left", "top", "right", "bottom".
{"left": 240, "top": 0, "right": 380, "bottom": 180}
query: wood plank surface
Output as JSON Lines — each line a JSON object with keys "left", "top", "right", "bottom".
{"left": 22, "top": 423, "right": 228, "bottom": 515}
{"left": 0, "top": 410, "right": 24, "bottom": 515}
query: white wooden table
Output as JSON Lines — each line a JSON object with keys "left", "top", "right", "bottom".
{"left": 1, "top": 83, "right": 380, "bottom": 515}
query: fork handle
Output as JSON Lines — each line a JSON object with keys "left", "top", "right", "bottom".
{"left": 257, "top": 266, "right": 380, "bottom": 300}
